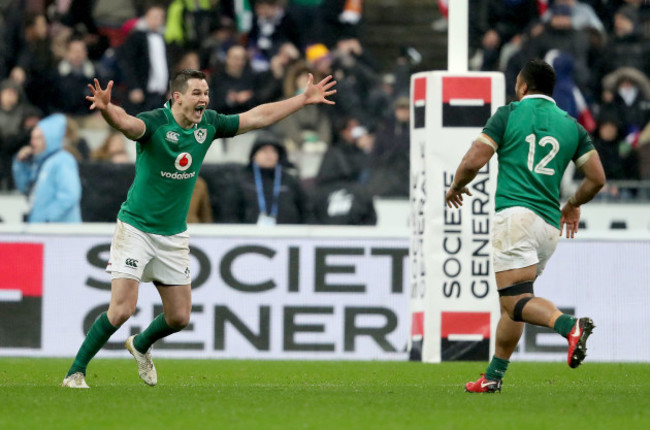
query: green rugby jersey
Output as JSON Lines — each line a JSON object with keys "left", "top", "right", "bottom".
{"left": 482, "top": 95, "right": 594, "bottom": 229}
{"left": 118, "top": 106, "right": 239, "bottom": 235}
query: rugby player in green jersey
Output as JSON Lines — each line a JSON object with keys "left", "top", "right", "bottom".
{"left": 62, "top": 69, "right": 336, "bottom": 388}
{"left": 445, "top": 59, "right": 606, "bottom": 393}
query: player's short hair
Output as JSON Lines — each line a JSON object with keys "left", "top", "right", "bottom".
{"left": 520, "top": 59, "right": 556, "bottom": 96}
{"left": 169, "top": 69, "right": 207, "bottom": 95}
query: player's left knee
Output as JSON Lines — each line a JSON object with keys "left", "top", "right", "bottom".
{"left": 498, "top": 281, "right": 535, "bottom": 322}
{"left": 511, "top": 296, "right": 534, "bottom": 322}
{"left": 166, "top": 313, "right": 190, "bottom": 330}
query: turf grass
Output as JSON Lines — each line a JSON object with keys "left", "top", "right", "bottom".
{"left": 1, "top": 358, "right": 649, "bottom": 430}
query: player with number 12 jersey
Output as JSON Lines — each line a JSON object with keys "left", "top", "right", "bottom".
{"left": 482, "top": 94, "right": 594, "bottom": 229}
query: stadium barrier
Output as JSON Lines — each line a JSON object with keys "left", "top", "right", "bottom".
{"left": 0, "top": 224, "right": 409, "bottom": 360}
{"left": 0, "top": 224, "right": 649, "bottom": 362}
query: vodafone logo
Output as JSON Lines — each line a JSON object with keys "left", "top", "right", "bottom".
{"left": 175, "top": 152, "right": 192, "bottom": 171}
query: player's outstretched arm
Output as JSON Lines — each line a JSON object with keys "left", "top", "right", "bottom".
{"left": 87, "top": 79, "right": 146, "bottom": 141}
{"left": 560, "top": 151, "right": 606, "bottom": 238}
{"left": 236, "top": 74, "right": 336, "bottom": 135}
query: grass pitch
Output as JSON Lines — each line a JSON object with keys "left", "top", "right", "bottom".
{"left": 1, "top": 359, "right": 648, "bottom": 430}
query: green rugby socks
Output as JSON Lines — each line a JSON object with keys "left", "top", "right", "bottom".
{"left": 485, "top": 355, "right": 509, "bottom": 381}
{"left": 133, "top": 313, "right": 179, "bottom": 353}
{"left": 554, "top": 314, "right": 578, "bottom": 338}
{"left": 67, "top": 312, "right": 117, "bottom": 376}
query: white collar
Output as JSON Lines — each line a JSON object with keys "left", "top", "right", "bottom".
{"left": 521, "top": 94, "right": 556, "bottom": 104}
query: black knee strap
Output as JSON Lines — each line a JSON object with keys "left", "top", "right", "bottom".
{"left": 513, "top": 297, "right": 534, "bottom": 322}
{"left": 498, "top": 281, "right": 534, "bottom": 297}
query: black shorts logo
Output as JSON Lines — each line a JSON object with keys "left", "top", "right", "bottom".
{"left": 125, "top": 258, "right": 139, "bottom": 268}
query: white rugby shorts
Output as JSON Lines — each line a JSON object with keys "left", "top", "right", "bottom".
{"left": 492, "top": 206, "right": 559, "bottom": 276}
{"left": 106, "top": 220, "right": 191, "bottom": 285}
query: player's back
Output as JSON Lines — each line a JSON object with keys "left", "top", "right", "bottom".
{"left": 490, "top": 95, "right": 592, "bottom": 228}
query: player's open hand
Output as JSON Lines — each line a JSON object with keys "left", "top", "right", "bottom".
{"left": 302, "top": 74, "right": 337, "bottom": 105}
{"left": 87, "top": 78, "right": 113, "bottom": 111}
{"left": 445, "top": 186, "right": 472, "bottom": 209}
{"left": 560, "top": 202, "right": 581, "bottom": 239}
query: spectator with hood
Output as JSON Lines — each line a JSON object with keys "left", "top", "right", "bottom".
{"left": 547, "top": 50, "right": 596, "bottom": 133}
{"left": 601, "top": 67, "right": 650, "bottom": 147}
{"left": 12, "top": 113, "right": 82, "bottom": 223}
{"left": 237, "top": 132, "right": 308, "bottom": 225}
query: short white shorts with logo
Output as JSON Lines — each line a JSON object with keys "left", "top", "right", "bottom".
{"left": 106, "top": 220, "right": 191, "bottom": 285}
{"left": 492, "top": 206, "right": 560, "bottom": 277}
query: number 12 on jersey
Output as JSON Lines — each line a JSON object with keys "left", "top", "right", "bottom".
{"left": 526, "top": 133, "right": 559, "bottom": 176}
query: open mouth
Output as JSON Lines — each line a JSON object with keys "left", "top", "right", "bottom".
{"left": 194, "top": 105, "right": 205, "bottom": 113}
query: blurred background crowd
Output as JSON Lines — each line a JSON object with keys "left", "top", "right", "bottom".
{"left": 1, "top": 0, "right": 649, "bottom": 225}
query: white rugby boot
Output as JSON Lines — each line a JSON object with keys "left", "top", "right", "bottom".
{"left": 125, "top": 335, "right": 157, "bottom": 386}
{"left": 62, "top": 372, "right": 90, "bottom": 388}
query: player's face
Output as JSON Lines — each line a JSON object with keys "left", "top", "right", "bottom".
{"left": 178, "top": 78, "right": 209, "bottom": 125}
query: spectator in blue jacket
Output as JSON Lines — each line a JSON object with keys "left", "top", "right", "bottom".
{"left": 548, "top": 50, "right": 596, "bottom": 133}
{"left": 12, "top": 113, "right": 82, "bottom": 223}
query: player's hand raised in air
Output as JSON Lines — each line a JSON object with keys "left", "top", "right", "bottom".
{"left": 87, "top": 79, "right": 114, "bottom": 111}
{"left": 302, "top": 74, "right": 337, "bottom": 105}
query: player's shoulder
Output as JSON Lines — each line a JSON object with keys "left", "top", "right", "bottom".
{"left": 135, "top": 108, "right": 174, "bottom": 141}
{"left": 136, "top": 108, "right": 170, "bottom": 126}
{"left": 201, "top": 109, "right": 240, "bottom": 135}
{"left": 498, "top": 101, "right": 519, "bottom": 115}
{"left": 505, "top": 100, "right": 520, "bottom": 109}
{"left": 201, "top": 108, "right": 234, "bottom": 124}
{"left": 551, "top": 104, "right": 586, "bottom": 131}
{"left": 551, "top": 102, "right": 577, "bottom": 121}
{"left": 488, "top": 102, "right": 517, "bottom": 122}
{"left": 200, "top": 108, "right": 218, "bottom": 123}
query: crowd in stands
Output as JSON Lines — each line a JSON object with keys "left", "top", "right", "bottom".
{"left": 0, "top": 0, "right": 416, "bottom": 225}
{"left": 457, "top": 0, "right": 650, "bottom": 199}
{"left": 1, "top": 0, "right": 649, "bottom": 225}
